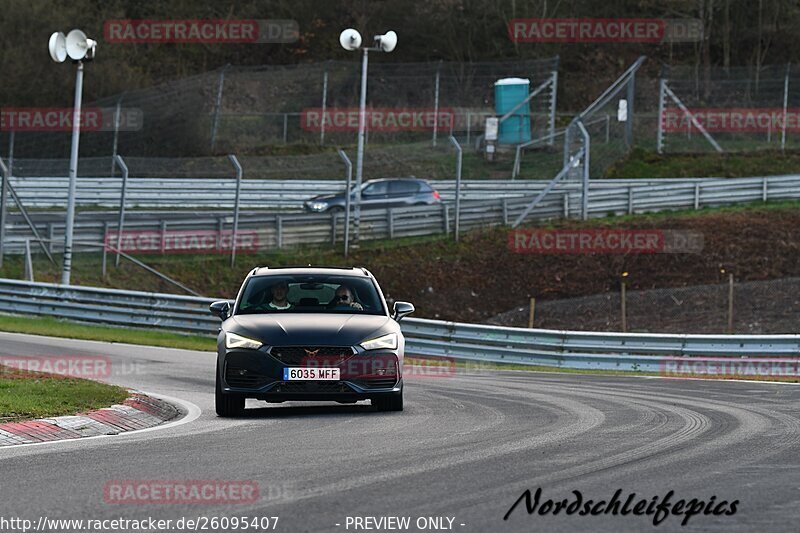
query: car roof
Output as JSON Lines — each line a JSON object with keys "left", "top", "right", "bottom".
{"left": 366, "top": 176, "right": 427, "bottom": 183}
{"left": 250, "top": 266, "right": 371, "bottom": 278}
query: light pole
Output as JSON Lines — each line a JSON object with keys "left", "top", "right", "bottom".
{"left": 48, "top": 29, "right": 97, "bottom": 285}
{"left": 339, "top": 28, "right": 397, "bottom": 248}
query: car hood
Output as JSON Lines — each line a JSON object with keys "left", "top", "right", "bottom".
{"left": 227, "top": 313, "right": 395, "bottom": 346}
{"left": 309, "top": 193, "right": 341, "bottom": 202}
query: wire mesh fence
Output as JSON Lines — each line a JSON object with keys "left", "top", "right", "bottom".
{"left": 488, "top": 277, "right": 800, "bottom": 335}
{"left": 656, "top": 64, "right": 800, "bottom": 154}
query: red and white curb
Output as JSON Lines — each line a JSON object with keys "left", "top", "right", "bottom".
{"left": 0, "top": 392, "right": 181, "bottom": 446}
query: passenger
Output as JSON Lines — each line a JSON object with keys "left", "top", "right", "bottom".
{"left": 266, "top": 281, "right": 293, "bottom": 310}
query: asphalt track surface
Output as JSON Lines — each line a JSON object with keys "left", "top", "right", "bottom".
{"left": 1, "top": 331, "right": 799, "bottom": 532}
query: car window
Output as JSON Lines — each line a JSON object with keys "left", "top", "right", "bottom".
{"left": 389, "top": 180, "right": 421, "bottom": 196}
{"left": 237, "top": 275, "right": 385, "bottom": 315}
{"left": 362, "top": 181, "right": 389, "bottom": 196}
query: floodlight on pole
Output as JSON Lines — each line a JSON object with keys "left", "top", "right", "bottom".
{"left": 338, "top": 28, "right": 397, "bottom": 249}
{"left": 48, "top": 28, "right": 96, "bottom": 285}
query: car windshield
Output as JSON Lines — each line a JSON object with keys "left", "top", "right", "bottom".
{"left": 236, "top": 275, "right": 385, "bottom": 315}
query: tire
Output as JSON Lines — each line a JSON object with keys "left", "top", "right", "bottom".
{"left": 373, "top": 390, "right": 403, "bottom": 412}
{"left": 328, "top": 206, "right": 344, "bottom": 214}
{"left": 215, "top": 363, "right": 245, "bottom": 417}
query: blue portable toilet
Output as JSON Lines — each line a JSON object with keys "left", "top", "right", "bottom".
{"left": 494, "top": 78, "right": 532, "bottom": 144}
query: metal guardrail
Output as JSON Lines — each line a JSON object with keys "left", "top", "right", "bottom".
{"left": 0, "top": 279, "right": 797, "bottom": 372}
{"left": 4, "top": 176, "right": 778, "bottom": 209}
{"left": 3, "top": 175, "right": 800, "bottom": 254}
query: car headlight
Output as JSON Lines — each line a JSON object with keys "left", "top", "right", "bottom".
{"left": 225, "top": 332, "right": 262, "bottom": 350}
{"left": 360, "top": 332, "right": 398, "bottom": 351}
{"left": 309, "top": 201, "right": 328, "bottom": 211}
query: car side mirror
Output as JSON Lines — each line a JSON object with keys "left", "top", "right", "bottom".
{"left": 392, "top": 301, "right": 415, "bottom": 321}
{"left": 209, "top": 300, "right": 233, "bottom": 320}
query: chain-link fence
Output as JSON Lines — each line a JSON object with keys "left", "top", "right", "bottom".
{"left": 655, "top": 64, "right": 800, "bottom": 154}
{"left": 488, "top": 277, "right": 800, "bottom": 334}
{"left": 0, "top": 58, "right": 559, "bottom": 161}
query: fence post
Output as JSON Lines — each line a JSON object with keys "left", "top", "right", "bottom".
{"left": 388, "top": 209, "right": 394, "bottom": 239}
{"left": 657, "top": 78, "right": 666, "bottom": 154}
{"left": 114, "top": 155, "right": 129, "bottom": 267}
{"left": 432, "top": 61, "right": 442, "bottom": 146}
{"left": 228, "top": 154, "right": 243, "bottom": 267}
{"left": 48, "top": 223, "right": 55, "bottom": 255}
{"left": 727, "top": 274, "right": 734, "bottom": 334}
{"left": 449, "top": 136, "right": 463, "bottom": 240}
{"left": 23, "top": 240, "right": 33, "bottom": 282}
{"left": 338, "top": 149, "right": 353, "bottom": 257}
{"left": 528, "top": 297, "right": 536, "bottom": 328}
{"left": 547, "top": 70, "right": 558, "bottom": 146}
{"left": 625, "top": 70, "right": 635, "bottom": 148}
{"left": 782, "top": 63, "right": 790, "bottom": 152}
{"left": 0, "top": 157, "right": 8, "bottom": 269}
{"left": 621, "top": 282, "right": 627, "bottom": 333}
{"left": 282, "top": 114, "right": 288, "bottom": 144}
{"left": 276, "top": 216, "right": 283, "bottom": 249}
{"left": 110, "top": 97, "right": 123, "bottom": 176}
{"left": 210, "top": 64, "right": 229, "bottom": 151}
{"left": 320, "top": 66, "right": 329, "bottom": 146}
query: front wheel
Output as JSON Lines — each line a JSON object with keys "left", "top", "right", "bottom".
{"left": 373, "top": 390, "right": 403, "bottom": 412}
{"left": 216, "top": 364, "right": 245, "bottom": 417}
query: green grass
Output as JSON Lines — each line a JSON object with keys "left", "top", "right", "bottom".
{"left": 607, "top": 147, "right": 800, "bottom": 178}
{"left": 0, "top": 314, "right": 215, "bottom": 352}
{"left": 0, "top": 367, "right": 130, "bottom": 422}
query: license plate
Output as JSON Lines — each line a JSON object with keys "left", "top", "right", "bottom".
{"left": 283, "top": 367, "right": 340, "bottom": 380}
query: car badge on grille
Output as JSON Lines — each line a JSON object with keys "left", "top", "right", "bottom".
{"left": 304, "top": 348, "right": 321, "bottom": 357}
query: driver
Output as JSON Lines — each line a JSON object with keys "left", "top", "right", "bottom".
{"left": 331, "top": 285, "right": 363, "bottom": 311}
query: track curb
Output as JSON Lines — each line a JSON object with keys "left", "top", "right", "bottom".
{"left": 0, "top": 392, "right": 182, "bottom": 446}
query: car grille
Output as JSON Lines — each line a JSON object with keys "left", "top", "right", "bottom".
{"left": 225, "top": 366, "right": 270, "bottom": 388}
{"left": 274, "top": 381, "right": 351, "bottom": 393}
{"left": 352, "top": 377, "right": 399, "bottom": 390}
{"left": 269, "top": 346, "right": 355, "bottom": 366}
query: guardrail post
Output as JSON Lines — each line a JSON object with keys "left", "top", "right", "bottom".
{"left": 563, "top": 193, "right": 569, "bottom": 218}
{"left": 160, "top": 221, "right": 167, "bottom": 254}
{"left": 388, "top": 209, "right": 395, "bottom": 239}
{"left": 216, "top": 217, "right": 224, "bottom": 251}
{"left": 502, "top": 198, "right": 508, "bottom": 225}
{"left": 627, "top": 187, "right": 634, "bottom": 215}
{"left": 621, "top": 282, "right": 627, "bottom": 333}
{"left": 694, "top": 183, "right": 700, "bottom": 210}
{"left": 762, "top": 177, "right": 768, "bottom": 202}
{"left": 228, "top": 154, "right": 243, "bottom": 267}
{"left": 102, "top": 221, "right": 109, "bottom": 278}
{"left": 114, "top": 155, "right": 129, "bottom": 267}
{"left": 727, "top": 274, "right": 735, "bottom": 334}
{"left": 282, "top": 114, "right": 288, "bottom": 144}
{"left": 331, "top": 213, "right": 337, "bottom": 244}
{"left": 276, "top": 216, "right": 283, "bottom": 249}
{"left": 442, "top": 204, "right": 450, "bottom": 235}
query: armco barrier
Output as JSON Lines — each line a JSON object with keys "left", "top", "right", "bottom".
{"left": 1, "top": 279, "right": 797, "bottom": 372}
{"left": 4, "top": 175, "right": 800, "bottom": 254}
